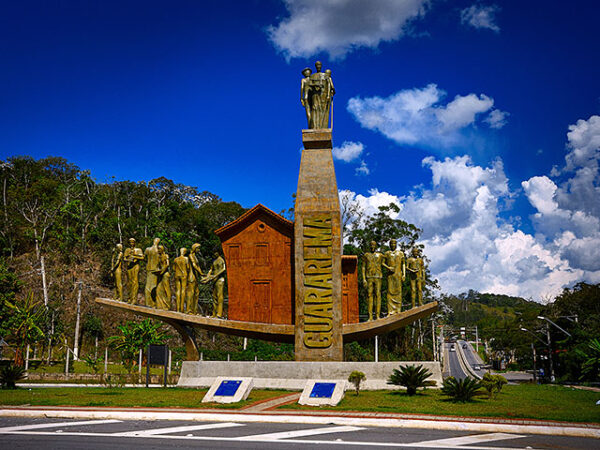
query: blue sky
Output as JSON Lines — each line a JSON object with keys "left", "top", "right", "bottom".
{"left": 2, "top": 1, "right": 599, "bottom": 301}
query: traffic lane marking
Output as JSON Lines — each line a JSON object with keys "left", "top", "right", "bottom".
{"left": 113, "top": 421, "right": 244, "bottom": 436}
{"left": 0, "top": 419, "right": 121, "bottom": 432}
{"left": 0, "top": 430, "right": 540, "bottom": 448}
{"left": 239, "top": 425, "right": 364, "bottom": 440}
{"left": 416, "top": 432, "right": 526, "bottom": 447}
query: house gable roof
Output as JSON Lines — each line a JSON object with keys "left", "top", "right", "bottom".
{"left": 214, "top": 204, "right": 293, "bottom": 239}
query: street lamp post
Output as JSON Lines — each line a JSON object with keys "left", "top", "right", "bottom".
{"left": 520, "top": 327, "right": 553, "bottom": 382}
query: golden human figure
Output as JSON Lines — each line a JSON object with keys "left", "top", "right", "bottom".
{"left": 144, "top": 237, "right": 161, "bottom": 308}
{"left": 382, "top": 239, "right": 405, "bottom": 315}
{"left": 406, "top": 247, "right": 425, "bottom": 308}
{"left": 302, "top": 61, "right": 335, "bottom": 129}
{"left": 155, "top": 245, "right": 171, "bottom": 310}
{"left": 185, "top": 243, "right": 203, "bottom": 314}
{"left": 361, "top": 240, "right": 384, "bottom": 321}
{"left": 173, "top": 247, "right": 189, "bottom": 313}
{"left": 300, "top": 67, "right": 312, "bottom": 126}
{"left": 201, "top": 251, "right": 226, "bottom": 318}
{"left": 111, "top": 243, "right": 124, "bottom": 301}
{"left": 123, "top": 238, "right": 143, "bottom": 304}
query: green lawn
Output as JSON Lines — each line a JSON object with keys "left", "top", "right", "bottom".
{"left": 0, "top": 387, "right": 288, "bottom": 409}
{"left": 281, "top": 384, "right": 600, "bottom": 423}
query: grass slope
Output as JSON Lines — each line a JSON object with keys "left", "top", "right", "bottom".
{"left": 282, "top": 384, "right": 600, "bottom": 423}
{"left": 0, "top": 387, "right": 288, "bottom": 409}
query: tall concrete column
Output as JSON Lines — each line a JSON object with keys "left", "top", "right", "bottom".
{"left": 294, "top": 129, "right": 343, "bottom": 361}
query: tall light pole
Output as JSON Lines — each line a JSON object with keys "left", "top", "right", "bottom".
{"left": 521, "top": 327, "right": 553, "bottom": 382}
{"left": 536, "top": 316, "right": 572, "bottom": 383}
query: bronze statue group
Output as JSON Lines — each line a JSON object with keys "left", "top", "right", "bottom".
{"left": 110, "top": 238, "right": 226, "bottom": 318}
{"left": 362, "top": 240, "right": 425, "bottom": 321}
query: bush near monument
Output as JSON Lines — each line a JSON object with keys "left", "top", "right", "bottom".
{"left": 441, "top": 376, "right": 484, "bottom": 403}
{"left": 348, "top": 370, "right": 366, "bottom": 396}
{"left": 387, "top": 364, "right": 435, "bottom": 396}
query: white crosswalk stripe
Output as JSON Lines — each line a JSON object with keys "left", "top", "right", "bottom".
{"left": 239, "top": 425, "right": 364, "bottom": 440}
{"left": 0, "top": 419, "right": 121, "bottom": 433}
{"left": 113, "top": 421, "right": 243, "bottom": 436}
{"left": 415, "top": 432, "right": 526, "bottom": 447}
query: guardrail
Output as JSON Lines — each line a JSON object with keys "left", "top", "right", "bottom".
{"left": 456, "top": 341, "right": 483, "bottom": 380}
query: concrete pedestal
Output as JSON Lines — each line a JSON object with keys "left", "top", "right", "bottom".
{"left": 178, "top": 360, "right": 443, "bottom": 390}
{"left": 294, "top": 129, "right": 343, "bottom": 361}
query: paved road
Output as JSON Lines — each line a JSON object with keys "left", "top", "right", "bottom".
{"left": 457, "top": 340, "right": 487, "bottom": 378}
{"left": 444, "top": 343, "right": 468, "bottom": 380}
{"left": 0, "top": 417, "right": 596, "bottom": 449}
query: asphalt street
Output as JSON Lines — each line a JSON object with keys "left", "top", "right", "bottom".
{"left": 444, "top": 342, "right": 468, "bottom": 380}
{"left": 0, "top": 417, "right": 597, "bottom": 449}
{"left": 458, "top": 340, "right": 487, "bottom": 378}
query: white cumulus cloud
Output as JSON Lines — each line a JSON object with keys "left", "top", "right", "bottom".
{"left": 460, "top": 4, "right": 500, "bottom": 32}
{"left": 347, "top": 84, "right": 505, "bottom": 150}
{"left": 355, "top": 160, "right": 370, "bottom": 176}
{"left": 268, "top": 0, "right": 430, "bottom": 59}
{"left": 340, "top": 121, "right": 600, "bottom": 301}
{"left": 485, "top": 109, "right": 509, "bottom": 129}
{"left": 332, "top": 141, "right": 364, "bottom": 162}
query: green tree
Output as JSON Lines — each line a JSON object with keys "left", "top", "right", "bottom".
{"left": 4, "top": 292, "right": 46, "bottom": 366}
{"left": 108, "top": 319, "right": 169, "bottom": 373}
{"left": 348, "top": 370, "right": 366, "bottom": 396}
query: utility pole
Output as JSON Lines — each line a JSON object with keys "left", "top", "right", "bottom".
{"left": 475, "top": 325, "right": 479, "bottom": 353}
{"left": 73, "top": 282, "right": 82, "bottom": 360}
{"left": 431, "top": 320, "right": 436, "bottom": 361}
{"left": 545, "top": 322, "right": 555, "bottom": 382}
{"left": 531, "top": 343, "right": 537, "bottom": 383}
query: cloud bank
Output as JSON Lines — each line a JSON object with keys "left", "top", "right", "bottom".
{"left": 460, "top": 4, "right": 501, "bottom": 32}
{"left": 342, "top": 115, "right": 600, "bottom": 301}
{"left": 347, "top": 84, "right": 508, "bottom": 150}
{"left": 268, "top": 0, "right": 430, "bottom": 59}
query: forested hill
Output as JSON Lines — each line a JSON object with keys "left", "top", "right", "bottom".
{"left": 440, "top": 290, "right": 543, "bottom": 337}
{"left": 0, "top": 155, "right": 248, "bottom": 339}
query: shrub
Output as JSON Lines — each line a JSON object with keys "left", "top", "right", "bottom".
{"left": 348, "top": 370, "right": 366, "bottom": 396}
{"left": 481, "top": 372, "right": 508, "bottom": 398}
{"left": 441, "top": 376, "right": 483, "bottom": 402}
{"left": 0, "top": 363, "right": 26, "bottom": 389}
{"left": 81, "top": 354, "right": 102, "bottom": 374}
{"left": 387, "top": 364, "right": 434, "bottom": 395}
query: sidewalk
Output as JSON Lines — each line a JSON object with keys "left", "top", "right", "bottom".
{"left": 1, "top": 402, "right": 598, "bottom": 439}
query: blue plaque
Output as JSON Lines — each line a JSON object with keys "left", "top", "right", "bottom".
{"left": 214, "top": 379, "right": 242, "bottom": 397}
{"left": 309, "top": 382, "right": 336, "bottom": 398}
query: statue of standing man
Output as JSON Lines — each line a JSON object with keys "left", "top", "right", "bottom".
{"left": 301, "top": 61, "right": 335, "bottom": 129}
{"left": 144, "top": 237, "right": 161, "bottom": 308}
{"left": 111, "top": 243, "right": 124, "bottom": 301}
{"left": 407, "top": 247, "right": 425, "bottom": 308}
{"left": 123, "top": 238, "right": 143, "bottom": 304}
{"left": 202, "top": 251, "right": 226, "bottom": 318}
{"left": 186, "top": 243, "right": 203, "bottom": 314}
{"left": 382, "top": 239, "right": 405, "bottom": 315}
{"left": 173, "top": 248, "right": 189, "bottom": 313}
{"left": 155, "top": 244, "right": 171, "bottom": 310}
{"left": 362, "top": 241, "right": 384, "bottom": 321}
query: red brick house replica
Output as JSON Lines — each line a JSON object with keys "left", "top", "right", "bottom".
{"left": 215, "top": 204, "right": 359, "bottom": 325}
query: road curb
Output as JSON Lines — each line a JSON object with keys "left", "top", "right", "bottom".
{"left": 1, "top": 407, "right": 598, "bottom": 439}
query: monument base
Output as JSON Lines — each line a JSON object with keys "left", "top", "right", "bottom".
{"left": 178, "top": 360, "right": 442, "bottom": 390}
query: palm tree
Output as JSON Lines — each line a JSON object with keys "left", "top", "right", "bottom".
{"left": 387, "top": 364, "right": 434, "bottom": 395}
{"left": 5, "top": 292, "right": 45, "bottom": 367}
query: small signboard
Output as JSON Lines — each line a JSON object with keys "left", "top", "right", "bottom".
{"left": 202, "top": 377, "right": 253, "bottom": 404}
{"left": 299, "top": 379, "right": 346, "bottom": 406}
{"left": 214, "top": 379, "right": 242, "bottom": 397}
{"left": 309, "top": 382, "right": 336, "bottom": 398}
{"left": 146, "top": 344, "right": 169, "bottom": 387}
{"left": 148, "top": 345, "right": 168, "bottom": 365}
